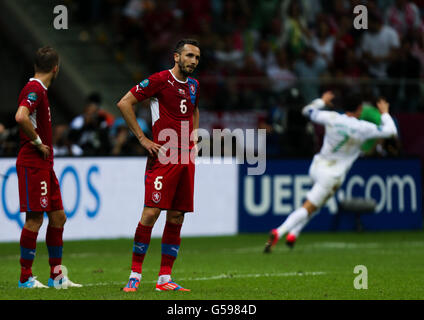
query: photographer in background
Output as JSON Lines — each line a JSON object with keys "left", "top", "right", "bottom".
{"left": 69, "top": 93, "right": 114, "bottom": 155}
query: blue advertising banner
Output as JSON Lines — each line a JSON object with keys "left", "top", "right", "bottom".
{"left": 238, "top": 159, "right": 423, "bottom": 232}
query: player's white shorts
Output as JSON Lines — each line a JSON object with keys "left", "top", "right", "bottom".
{"left": 306, "top": 155, "right": 347, "bottom": 208}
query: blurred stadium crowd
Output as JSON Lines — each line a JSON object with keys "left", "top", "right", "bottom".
{"left": 1, "top": 0, "right": 423, "bottom": 158}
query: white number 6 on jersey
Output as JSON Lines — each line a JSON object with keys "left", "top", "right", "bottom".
{"left": 154, "top": 176, "right": 163, "bottom": 190}
{"left": 180, "top": 99, "right": 187, "bottom": 114}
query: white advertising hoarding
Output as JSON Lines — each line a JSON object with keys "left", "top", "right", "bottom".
{"left": 0, "top": 158, "right": 238, "bottom": 242}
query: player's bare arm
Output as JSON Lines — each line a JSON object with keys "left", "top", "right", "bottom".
{"left": 117, "top": 91, "right": 162, "bottom": 156}
{"left": 15, "top": 106, "right": 50, "bottom": 160}
{"left": 193, "top": 106, "right": 199, "bottom": 143}
{"left": 192, "top": 106, "right": 200, "bottom": 156}
{"left": 321, "top": 91, "right": 335, "bottom": 106}
{"left": 376, "top": 98, "right": 390, "bottom": 114}
{"left": 364, "top": 98, "right": 397, "bottom": 138}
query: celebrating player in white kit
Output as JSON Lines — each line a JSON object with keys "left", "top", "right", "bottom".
{"left": 264, "top": 91, "right": 398, "bottom": 252}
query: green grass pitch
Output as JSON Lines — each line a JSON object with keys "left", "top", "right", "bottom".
{"left": 0, "top": 231, "right": 423, "bottom": 300}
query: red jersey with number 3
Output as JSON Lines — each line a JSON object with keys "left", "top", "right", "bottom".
{"left": 16, "top": 78, "right": 53, "bottom": 169}
{"left": 130, "top": 70, "right": 199, "bottom": 149}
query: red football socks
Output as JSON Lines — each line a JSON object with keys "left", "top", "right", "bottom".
{"left": 131, "top": 223, "right": 153, "bottom": 274}
{"left": 46, "top": 226, "right": 64, "bottom": 280}
{"left": 19, "top": 228, "right": 38, "bottom": 283}
{"left": 159, "top": 222, "right": 182, "bottom": 276}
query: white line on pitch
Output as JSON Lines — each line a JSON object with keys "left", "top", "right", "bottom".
{"left": 83, "top": 271, "right": 327, "bottom": 287}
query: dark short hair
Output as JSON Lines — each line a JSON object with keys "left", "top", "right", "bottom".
{"left": 34, "top": 46, "right": 59, "bottom": 73}
{"left": 174, "top": 39, "right": 200, "bottom": 54}
{"left": 343, "top": 92, "right": 363, "bottom": 112}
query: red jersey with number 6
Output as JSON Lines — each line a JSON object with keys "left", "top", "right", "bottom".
{"left": 130, "top": 69, "right": 199, "bottom": 150}
{"left": 16, "top": 78, "right": 53, "bottom": 169}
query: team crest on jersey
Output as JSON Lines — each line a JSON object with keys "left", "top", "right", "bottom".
{"left": 40, "top": 196, "right": 48, "bottom": 209}
{"left": 28, "top": 92, "right": 38, "bottom": 102}
{"left": 152, "top": 191, "right": 161, "bottom": 204}
{"left": 139, "top": 79, "right": 149, "bottom": 88}
{"left": 189, "top": 84, "right": 196, "bottom": 95}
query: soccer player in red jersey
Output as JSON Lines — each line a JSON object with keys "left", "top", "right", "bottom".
{"left": 118, "top": 39, "right": 201, "bottom": 292}
{"left": 15, "top": 47, "right": 81, "bottom": 288}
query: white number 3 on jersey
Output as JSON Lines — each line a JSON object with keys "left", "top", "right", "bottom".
{"left": 180, "top": 99, "right": 187, "bottom": 114}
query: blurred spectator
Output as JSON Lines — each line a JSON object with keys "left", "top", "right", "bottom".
{"left": 280, "top": 0, "right": 311, "bottom": 58}
{"left": 259, "top": 104, "right": 286, "bottom": 157}
{"left": 266, "top": 49, "right": 297, "bottom": 94}
{"left": 119, "top": 0, "right": 151, "bottom": 53}
{"left": 197, "top": 55, "right": 230, "bottom": 110}
{"left": 0, "top": 123, "right": 8, "bottom": 155}
{"left": 250, "top": 0, "right": 280, "bottom": 31}
{"left": 252, "top": 38, "right": 277, "bottom": 70}
{"left": 310, "top": 17, "right": 336, "bottom": 65}
{"left": 70, "top": 93, "right": 114, "bottom": 129}
{"left": 0, "top": 122, "right": 19, "bottom": 157}
{"left": 70, "top": 93, "right": 113, "bottom": 155}
{"left": 122, "top": 0, "right": 146, "bottom": 20}
{"left": 341, "top": 48, "right": 365, "bottom": 79}
{"left": 0, "top": 123, "right": 6, "bottom": 140}
{"left": 140, "top": 0, "right": 181, "bottom": 72}
{"left": 265, "top": 18, "right": 284, "bottom": 51}
{"left": 324, "top": 0, "right": 350, "bottom": 33}
{"left": 386, "top": 0, "right": 423, "bottom": 37}
{"left": 415, "top": 0, "right": 424, "bottom": 16}
{"left": 236, "top": 55, "right": 268, "bottom": 109}
{"left": 178, "top": 0, "right": 211, "bottom": 32}
{"left": 360, "top": 11, "right": 400, "bottom": 79}
{"left": 196, "top": 19, "right": 220, "bottom": 59}
{"left": 387, "top": 36, "right": 422, "bottom": 111}
{"left": 110, "top": 106, "right": 150, "bottom": 156}
{"left": 110, "top": 126, "right": 146, "bottom": 156}
{"left": 213, "top": 0, "right": 249, "bottom": 35}
{"left": 294, "top": 47, "right": 328, "bottom": 103}
{"left": 214, "top": 33, "right": 244, "bottom": 70}
{"left": 298, "top": 0, "right": 323, "bottom": 26}
{"left": 52, "top": 125, "right": 83, "bottom": 156}
{"left": 333, "top": 14, "right": 356, "bottom": 71}
{"left": 281, "top": 0, "right": 323, "bottom": 27}
{"left": 410, "top": 29, "right": 424, "bottom": 77}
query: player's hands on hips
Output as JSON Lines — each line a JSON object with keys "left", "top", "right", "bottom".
{"left": 33, "top": 143, "right": 50, "bottom": 160}
{"left": 377, "top": 98, "right": 389, "bottom": 114}
{"left": 139, "top": 136, "right": 163, "bottom": 157}
{"left": 321, "top": 91, "right": 335, "bottom": 106}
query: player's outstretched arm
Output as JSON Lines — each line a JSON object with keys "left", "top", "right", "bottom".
{"left": 301, "top": 91, "right": 334, "bottom": 117}
{"left": 301, "top": 91, "right": 336, "bottom": 127}
{"left": 15, "top": 106, "right": 50, "bottom": 159}
{"left": 376, "top": 98, "right": 398, "bottom": 137}
{"left": 116, "top": 91, "right": 162, "bottom": 156}
{"left": 360, "top": 99, "right": 398, "bottom": 140}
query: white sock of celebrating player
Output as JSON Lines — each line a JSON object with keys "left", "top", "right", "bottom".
{"left": 276, "top": 207, "right": 309, "bottom": 238}
{"left": 288, "top": 211, "right": 318, "bottom": 237}
{"left": 288, "top": 216, "right": 309, "bottom": 237}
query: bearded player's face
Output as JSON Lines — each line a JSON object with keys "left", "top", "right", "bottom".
{"left": 176, "top": 44, "right": 200, "bottom": 76}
